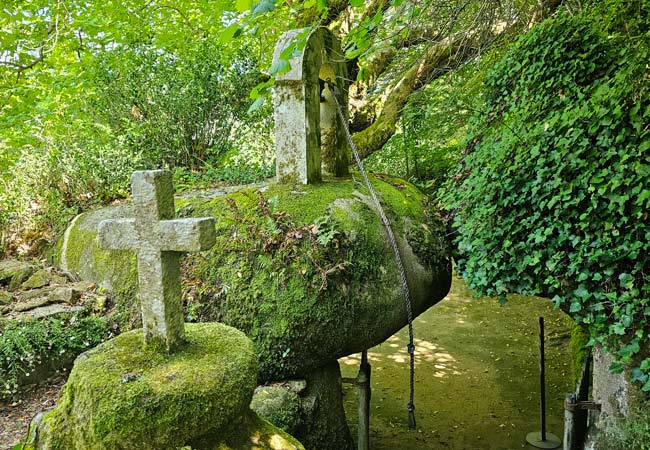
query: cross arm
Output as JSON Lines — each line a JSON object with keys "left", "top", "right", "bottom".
{"left": 97, "top": 218, "right": 138, "bottom": 250}
{"left": 160, "top": 218, "right": 216, "bottom": 252}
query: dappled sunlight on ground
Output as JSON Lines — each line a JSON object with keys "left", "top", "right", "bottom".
{"left": 340, "top": 275, "right": 574, "bottom": 450}
{"left": 341, "top": 335, "right": 462, "bottom": 378}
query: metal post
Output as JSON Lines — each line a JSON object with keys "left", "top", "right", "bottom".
{"left": 540, "top": 317, "right": 547, "bottom": 440}
{"left": 564, "top": 392, "right": 577, "bottom": 450}
{"left": 526, "top": 317, "right": 561, "bottom": 449}
{"left": 357, "top": 350, "right": 371, "bottom": 450}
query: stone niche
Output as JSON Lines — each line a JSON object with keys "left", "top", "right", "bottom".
{"left": 273, "top": 27, "right": 350, "bottom": 184}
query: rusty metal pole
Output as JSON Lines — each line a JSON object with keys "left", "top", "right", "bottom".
{"left": 526, "top": 317, "right": 561, "bottom": 449}
{"left": 357, "top": 350, "right": 371, "bottom": 450}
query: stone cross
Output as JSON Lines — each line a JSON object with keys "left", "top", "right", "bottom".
{"left": 97, "top": 170, "right": 216, "bottom": 351}
{"left": 273, "top": 27, "right": 350, "bottom": 184}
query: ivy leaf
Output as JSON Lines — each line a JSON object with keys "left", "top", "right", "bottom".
{"left": 269, "top": 58, "right": 290, "bottom": 76}
{"left": 619, "top": 272, "right": 634, "bottom": 289}
{"left": 609, "top": 361, "right": 624, "bottom": 373}
{"left": 247, "top": 97, "right": 265, "bottom": 114}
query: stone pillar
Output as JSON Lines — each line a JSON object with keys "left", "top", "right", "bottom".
{"left": 273, "top": 28, "right": 349, "bottom": 184}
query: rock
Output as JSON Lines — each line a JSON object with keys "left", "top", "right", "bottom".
{"left": 48, "top": 286, "right": 82, "bottom": 305}
{"left": 50, "top": 274, "right": 69, "bottom": 285}
{"left": 70, "top": 280, "right": 95, "bottom": 292}
{"left": 87, "top": 294, "right": 107, "bottom": 313}
{"left": 27, "top": 304, "right": 78, "bottom": 320}
{"left": 297, "top": 362, "right": 354, "bottom": 450}
{"left": 13, "top": 296, "right": 53, "bottom": 312}
{"left": 284, "top": 379, "right": 308, "bottom": 393}
{"left": 22, "top": 287, "right": 55, "bottom": 300}
{"left": 251, "top": 386, "right": 302, "bottom": 435}
{"left": 21, "top": 269, "right": 52, "bottom": 290}
{"left": 54, "top": 176, "right": 452, "bottom": 381}
{"left": 31, "top": 323, "right": 303, "bottom": 450}
{"left": 0, "top": 290, "right": 13, "bottom": 305}
{"left": 0, "top": 260, "right": 36, "bottom": 291}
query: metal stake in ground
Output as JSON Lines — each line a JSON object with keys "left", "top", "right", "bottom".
{"left": 526, "top": 317, "right": 561, "bottom": 449}
{"left": 325, "top": 78, "right": 418, "bottom": 429}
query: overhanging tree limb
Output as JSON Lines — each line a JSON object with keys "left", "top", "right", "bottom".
{"left": 351, "top": 33, "right": 475, "bottom": 158}
{"left": 349, "top": 0, "right": 562, "bottom": 159}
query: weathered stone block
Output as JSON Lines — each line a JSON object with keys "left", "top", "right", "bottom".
{"left": 0, "top": 290, "right": 13, "bottom": 305}
{"left": 251, "top": 386, "right": 303, "bottom": 435}
{"left": 48, "top": 286, "right": 82, "bottom": 305}
{"left": 273, "top": 27, "right": 349, "bottom": 184}
{"left": 0, "top": 260, "right": 35, "bottom": 285}
{"left": 20, "top": 269, "right": 52, "bottom": 290}
{"left": 13, "top": 296, "right": 53, "bottom": 312}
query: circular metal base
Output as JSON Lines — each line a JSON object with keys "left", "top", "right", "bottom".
{"left": 526, "top": 431, "right": 561, "bottom": 449}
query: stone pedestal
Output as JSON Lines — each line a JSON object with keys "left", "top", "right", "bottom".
{"left": 30, "top": 323, "right": 303, "bottom": 450}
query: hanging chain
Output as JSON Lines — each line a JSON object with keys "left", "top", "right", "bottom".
{"left": 325, "top": 79, "right": 417, "bottom": 430}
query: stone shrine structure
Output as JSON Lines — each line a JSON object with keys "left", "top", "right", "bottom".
{"left": 273, "top": 27, "right": 350, "bottom": 184}
{"left": 97, "top": 170, "right": 216, "bottom": 351}
{"left": 47, "top": 28, "right": 452, "bottom": 450}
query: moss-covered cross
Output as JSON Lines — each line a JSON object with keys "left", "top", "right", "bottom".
{"left": 97, "top": 170, "right": 216, "bottom": 352}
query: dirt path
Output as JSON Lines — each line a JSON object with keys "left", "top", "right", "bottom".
{"left": 0, "top": 374, "right": 66, "bottom": 449}
{"left": 341, "top": 275, "right": 575, "bottom": 450}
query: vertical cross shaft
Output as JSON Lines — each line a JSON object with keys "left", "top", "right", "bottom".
{"left": 98, "top": 170, "right": 216, "bottom": 352}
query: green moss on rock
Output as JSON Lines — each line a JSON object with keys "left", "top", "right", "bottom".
{"left": 250, "top": 387, "right": 302, "bottom": 435}
{"left": 33, "top": 323, "right": 261, "bottom": 450}
{"left": 54, "top": 176, "right": 452, "bottom": 380}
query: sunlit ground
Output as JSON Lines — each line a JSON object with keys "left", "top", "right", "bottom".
{"left": 340, "top": 275, "right": 574, "bottom": 450}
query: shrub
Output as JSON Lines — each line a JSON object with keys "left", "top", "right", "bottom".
{"left": 449, "top": 6, "right": 650, "bottom": 386}
{"left": 0, "top": 314, "right": 112, "bottom": 398}
{"left": 598, "top": 407, "right": 650, "bottom": 450}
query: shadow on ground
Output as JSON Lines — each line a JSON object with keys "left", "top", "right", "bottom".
{"left": 341, "top": 275, "right": 574, "bottom": 450}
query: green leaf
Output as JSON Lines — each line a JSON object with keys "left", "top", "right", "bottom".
{"left": 236, "top": 0, "right": 253, "bottom": 12}
{"left": 619, "top": 272, "right": 634, "bottom": 289}
{"left": 247, "top": 97, "right": 265, "bottom": 114}
{"left": 252, "top": 0, "right": 275, "bottom": 17}
{"left": 643, "top": 379, "right": 650, "bottom": 392}
{"left": 219, "top": 23, "right": 240, "bottom": 44}
{"left": 349, "top": 0, "right": 364, "bottom": 6}
{"left": 269, "top": 58, "right": 290, "bottom": 75}
{"left": 609, "top": 361, "right": 624, "bottom": 373}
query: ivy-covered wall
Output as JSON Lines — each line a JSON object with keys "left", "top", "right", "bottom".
{"left": 450, "top": 3, "right": 650, "bottom": 389}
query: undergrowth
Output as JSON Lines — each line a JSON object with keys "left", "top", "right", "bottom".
{"left": 0, "top": 313, "right": 112, "bottom": 398}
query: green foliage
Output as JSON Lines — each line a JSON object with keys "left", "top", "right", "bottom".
{"left": 0, "top": 2, "right": 274, "bottom": 255}
{"left": 450, "top": 6, "right": 650, "bottom": 385}
{"left": 92, "top": 42, "right": 262, "bottom": 169}
{"left": 0, "top": 314, "right": 111, "bottom": 398}
{"left": 366, "top": 51, "right": 499, "bottom": 193}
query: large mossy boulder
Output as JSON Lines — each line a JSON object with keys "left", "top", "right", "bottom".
{"left": 55, "top": 175, "right": 452, "bottom": 380}
{"left": 31, "top": 323, "right": 303, "bottom": 450}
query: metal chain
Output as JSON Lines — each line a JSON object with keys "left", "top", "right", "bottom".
{"left": 325, "top": 79, "right": 417, "bottom": 430}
